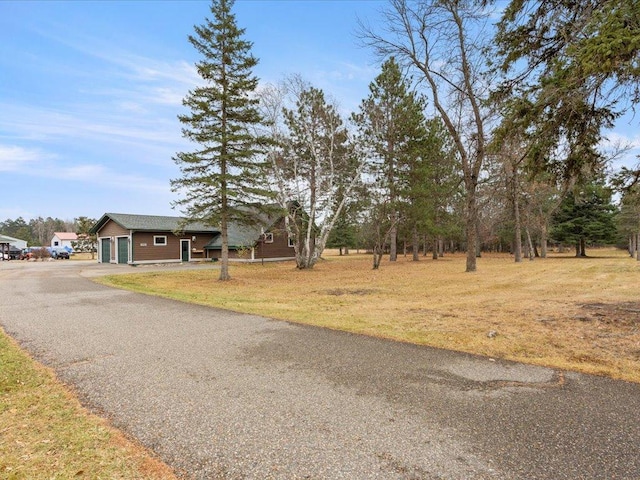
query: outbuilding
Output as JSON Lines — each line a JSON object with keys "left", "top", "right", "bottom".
{"left": 0, "top": 235, "right": 13, "bottom": 261}
{"left": 89, "top": 212, "right": 295, "bottom": 265}
{"left": 0, "top": 234, "right": 27, "bottom": 251}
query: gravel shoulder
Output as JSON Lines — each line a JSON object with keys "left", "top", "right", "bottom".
{"left": 2, "top": 260, "right": 639, "bottom": 479}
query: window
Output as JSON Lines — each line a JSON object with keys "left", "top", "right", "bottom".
{"left": 288, "top": 236, "right": 295, "bottom": 248}
{"left": 54, "top": 241, "right": 59, "bottom": 246}
{"left": 154, "top": 236, "right": 167, "bottom": 246}
{"left": 263, "top": 232, "right": 274, "bottom": 243}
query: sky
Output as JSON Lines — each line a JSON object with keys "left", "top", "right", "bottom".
{"left": 0, "top": 0, "right": 384, "bottom": 222}
{"left": 1, "top": 0, "right": 638, "bottom": 223}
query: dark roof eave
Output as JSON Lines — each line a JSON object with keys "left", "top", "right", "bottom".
{"left": 90, "top": 213, "right": 219, "bottom": 235}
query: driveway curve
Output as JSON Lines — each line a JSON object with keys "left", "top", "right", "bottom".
{"left": 1, "top": 260, "right": 639, "bottom": 479}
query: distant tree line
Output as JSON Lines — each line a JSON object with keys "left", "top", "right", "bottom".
{"left": 0, "top": 217, "right": 97, "bottom": 255}
{"left": 0, "top": 217, "right": 73, "bottom": 246}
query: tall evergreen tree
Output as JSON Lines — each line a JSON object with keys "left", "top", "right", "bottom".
{"left": 352, "top": 57, "right": 427, "bottom": 265}
{"left": 550, "top": 179, "right": 618, "bottom": 256}
{"left": 403, "top": 117, "right": 459, "bottom": 261}
{"left": 172, "top": 0, "right": 270, "bottom": 281}
{"left": 494, "top": 0, "right": 639, "bottom": 181}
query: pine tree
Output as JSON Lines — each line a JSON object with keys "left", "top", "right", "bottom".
{"left": 172, "top": 0, "right": 270, "bottom": 281}
{"left": 494, "top": 0, "right": 639, "bottom": 181}
{"left": 404, "top": 117, "right": 459, "bottom": 261}
{"left": 352, "top": 57, "right": 428, "bottom": 267}
{"left": 550, "top": 179, "right": 618, "bottom": 256}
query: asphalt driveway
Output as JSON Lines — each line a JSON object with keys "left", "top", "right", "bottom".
{"left": 1, "top": 260, "right": 639, "bottom": 479}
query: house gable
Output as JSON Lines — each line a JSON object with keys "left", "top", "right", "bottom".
{"left": 51, "top": 232, "right": 78, "bottom": 250}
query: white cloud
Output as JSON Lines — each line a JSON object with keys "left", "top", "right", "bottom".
{"left": 0, "top": 102, "right": 185, "bottom": 150}
{"left": 3, "top": 156, "right": 171, "bottom": 195}
{"left": 602, "top": 131, "right": 640, "bottom": 150}
{"left": 0, "top": 145, "right": 54, "bottom": 171}
{"left": 601, "top": 129, "right": 640, "bottom": 171}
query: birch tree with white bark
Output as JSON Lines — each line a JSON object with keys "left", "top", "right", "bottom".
{"left": 259, "top": 78, "right": 364, "bottom": 269}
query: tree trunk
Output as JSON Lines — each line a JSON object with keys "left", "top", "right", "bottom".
{"left": 513, "top": 195, "right": 522, "bottom": 263}
{"left": 575, "top": 239, "right": 587, "bottom": 257}
{"left": 412, "top": 226, "right": 419, "bottom": 261}
{"left": 525, "top": 227, "right": 534, "bottom": 261}
{"left": 636, "top": 232, "right": 640, "bottom": 261}
{"left": 389, "top": 221, "right": 397, "bottom": 262}
{"left": 510, "top": 162, "right": 523, "bottom": 262}
{"left": 540, "top": 223, "right": 548, "bottom": 258}
{"left": 466, "top": 186, "right": 478, "bottom": 271}
{"left": 373, "top": 245, "right": 383, "bottom": 269}
{"left": 219, "top": 214, "right": 230, "bottom": 281}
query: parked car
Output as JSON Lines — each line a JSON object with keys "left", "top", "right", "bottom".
{"left": 1, "top": 246, "right": 21, "bottom": 260}
{"left": 54, "top": 249, "right": 70, "bottom": 259}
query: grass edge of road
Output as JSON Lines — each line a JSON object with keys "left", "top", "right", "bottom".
{"left": 0, "top": 327, "right": 179, "bottom": 479}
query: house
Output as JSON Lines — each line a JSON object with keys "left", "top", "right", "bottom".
{"left": 89, "top": 212, "right": 295, "bottom": 265}
{"left": 51, "top": 232, "right": 78, "bottom": 251}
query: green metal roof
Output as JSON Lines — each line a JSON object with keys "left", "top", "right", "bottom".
{"left": 204, "top": 223, "right": 264, "bottom": 250}
{"left": 90, "top": 213, "right": 216, "bottom": 234}
{"left": 91, "top": 206, "right": 286, "bottom": 248}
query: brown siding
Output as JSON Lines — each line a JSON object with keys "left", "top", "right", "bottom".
{"left": 188, "top": 233, "right": 217, "bottom": 260}
{"left": 131, "top": 232, "right": 218, "bottom": 263}
{"left": 259, "top": 230, "right": 295, "bottom": 258}
{"left": 98, "top": 220, "right": 128, "bottom": 238}
{"left": 261, "top": 218, "right": 295, "bottom": 259}
{"left": 97, "top": 220, "right": 128, "bottom": 262}
{"left": 131, "top": 232, "right": 178, "bottom": 262}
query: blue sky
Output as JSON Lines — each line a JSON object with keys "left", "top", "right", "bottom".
{"left": 0, "top": 0, "right": 384, "bottom": 222}
{"left": 1, "top": 0, "right": 638, "bottom": 223}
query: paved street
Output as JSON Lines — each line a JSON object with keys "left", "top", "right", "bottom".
{"left": 1, "top": 260, "right": 639, "bottom": 479}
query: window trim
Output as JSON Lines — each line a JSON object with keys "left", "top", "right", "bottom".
{"left": 263, "top": 232, "right": 274, "bottom": 244}
{"left": 153, "top": 235, "right": 167, "bottom": 246}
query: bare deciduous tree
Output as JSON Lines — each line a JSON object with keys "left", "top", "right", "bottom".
{"left": 359, "top": 0, "right": 496, "bottom": 272}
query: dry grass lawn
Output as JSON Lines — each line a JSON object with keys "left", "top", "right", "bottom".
{"left": 98, "top": 248, "right": 640, "bottom": 383}
{"left": 70, "top": 252, "right": 95, "bottom": 261}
